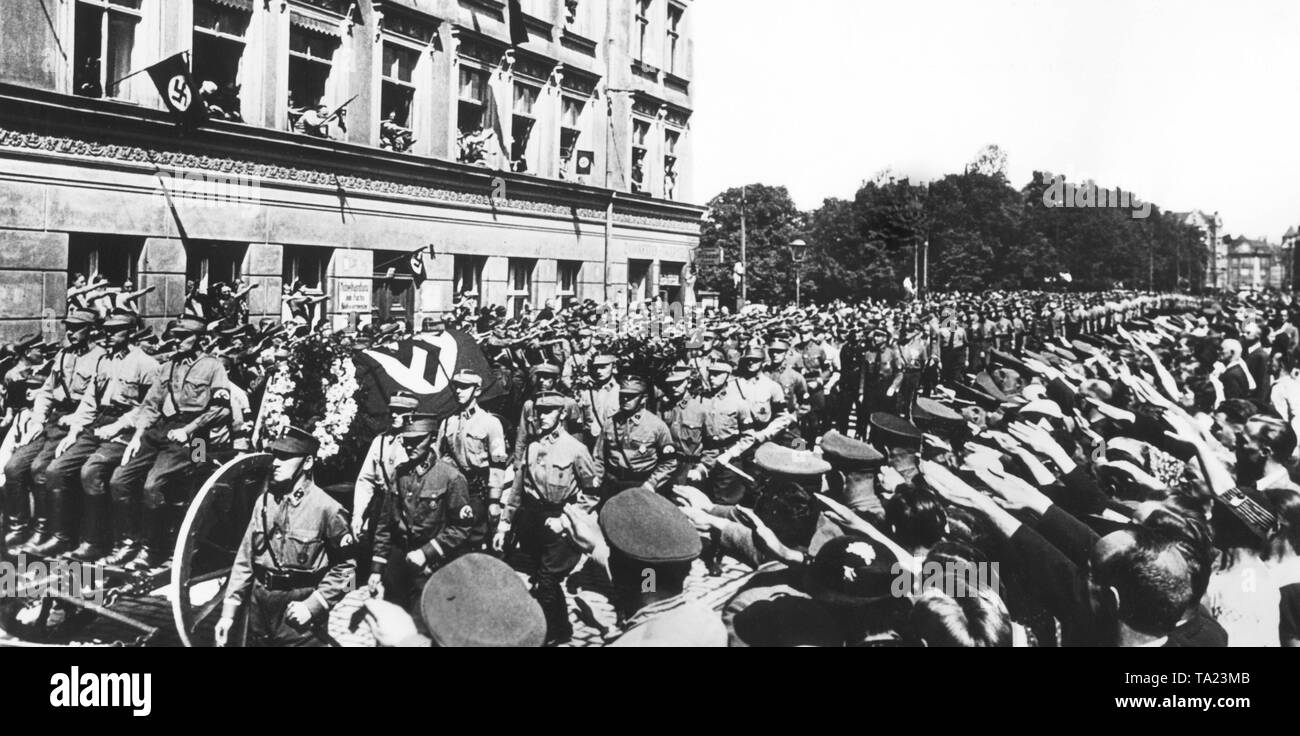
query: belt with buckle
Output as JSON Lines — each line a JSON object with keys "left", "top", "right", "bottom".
{"left": 253, "top": 566, "right": 324, "bottom": 592}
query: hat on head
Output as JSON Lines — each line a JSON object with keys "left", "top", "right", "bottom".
{"left": 398, "top": 415, "right": 440, "bottom": 437}
{"left": 1016, "top": 399, "right": 1065, "bottom": 422}
{"left": 685, "top": 339, "right": 704, "bottom": 350}
{"left": 708, "top": 360, "right": 734, "bottom": 374}
{"left": 63, "top": 310, "right": 99, "bottom": 327}
{"left": 804, "top": 534, "right": 899, "bottom": 605}
{"left": 530, "top": 363, "right": 561, "bottom": 378}
{"left": 740, "top": 346, "right": 766, "bottom": 363}
{"left": 452, "top": 370, "right": 482, "bottom": 388}
{"left": 767, "top": 340, "right": 791, "bottom": 352}
{"left": 388, "top": 391, "right": 420, "bottom": 412}
{"left": 868, "top": 412, "right": 923, "bottom": 453}
{"left": 168, "top": 316, "right": 208, "bottom": 336}
{"left": 599, "top": 487, "right": 701, "bottom": 564}
{"left": 618, "top": 376, "right": 649, "bottom": 395}
{"left": 753, "top": 442, "right": 832, "bottom": 477}
{"left": 820, "top": 430, "right": 885, "bottom": 470}
{"left": 911, "top": 397, "right": 966, "bottom": 438}
{"left": 103, "top": 311, "right": 136, "bottom": 331}
{"left": 592, "top": 354, "right": 618, "bottom": 367}
{"left": 269, "top": 426, "right": 320, "bottom": 457}
{"left": 420, "top": 554, "right": 546, "bottom": 648}
{"left": 534, "top": 391, "right": 568, "bottom": 411}
{"left": 731, "top": 597, "right": 842, "bottom": 648}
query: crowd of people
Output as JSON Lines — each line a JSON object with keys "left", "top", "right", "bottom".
{"left": 3, "top": 275, "right": 1300, "bottom": 648}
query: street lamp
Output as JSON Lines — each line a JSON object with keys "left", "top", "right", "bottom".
{"left": 788, "top": 239, "right": 809, "bottom": 307}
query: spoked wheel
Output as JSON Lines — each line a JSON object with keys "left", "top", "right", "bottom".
{"left": 171, "top": 453, "right": 270, "bottom": 647}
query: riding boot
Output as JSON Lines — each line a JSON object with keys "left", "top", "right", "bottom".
{"left": 69, "top": 494, "right": 110, "bottom": 562}
{"left": 125, "top": 506, "right": 170, "bottom": 571}
{"left": 3, "top": 487, "right": 29, "bottom": 548}
{"left": 28, "top": 488, "right": 74, "bottom": 558}
{"left": 102, "top": 498, "right": 139, "bottom": 567}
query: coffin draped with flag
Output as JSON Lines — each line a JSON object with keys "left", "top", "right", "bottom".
{"left": 353, "top": 329, "right": 504, "bottom": 420}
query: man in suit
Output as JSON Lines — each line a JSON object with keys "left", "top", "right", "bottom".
{"left": 1241, "top": 321, "right": 1272, "bottom": 408}
{"left": 1215, "top": 338, "right": 1254, "bottom": 405}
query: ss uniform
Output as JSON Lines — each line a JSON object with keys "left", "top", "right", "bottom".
{"left": 592, "top": 377, "right": 679, "bottom": 498}
{"left": 11, "top": 309, "right": 106, "bottom": 556}
{"left": 371, "top": 416, "right": 483, "bottom": 618}
{"left": 220, "top": 427, "right": 355, "bottom": 647}
{"left": 498, "top": 392, "right": 599, "bottom": 643}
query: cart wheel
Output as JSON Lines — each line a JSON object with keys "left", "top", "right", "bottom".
{"left": 171, "top": 452, "right": 271, "bottom": 647}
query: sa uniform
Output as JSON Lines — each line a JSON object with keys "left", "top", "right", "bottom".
{"left": 221, "top": 427, "right": 355, "bottom": 647}
{"left": 699, "top": 361, "right": 754, "bottom": 505}
{"left": 372, "top": 417, "right": 483, "bottom": 615}
{"left": 499, "top": 392, "right": 599, "bottom": 642}
{"left": 592, "top": 377, "right": 679, "bottom": 498}
{"left": 440, "top": 371, "right": 509, "bottom": 508}
{"left": 576, "top": 355, "right": 619, "bottom": 447}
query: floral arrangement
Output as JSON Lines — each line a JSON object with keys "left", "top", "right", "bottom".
{"left": 256, "top": 332, "right": 359, "bottom": 462}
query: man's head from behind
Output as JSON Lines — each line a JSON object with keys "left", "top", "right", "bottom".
{"left": 1091, "top": 527, "right": 1194, "bottom": 641}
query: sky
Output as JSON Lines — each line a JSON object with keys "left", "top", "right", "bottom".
{"left": 690, "top": 0, "right": 1300, "bottom": 240}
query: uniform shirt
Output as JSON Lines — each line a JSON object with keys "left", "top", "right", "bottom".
{"left": 32, "top": 344, "right": 107, "bottom": 425}
{"left": 515, "top": 393, "right": 582, "bottom": 462}
{"left": 66, "top": 346, "right": 159, "bottom": 438}
{"left": 577, "top": 379, "right": 620, "bottom": 439}
{"left": 222, "top": 482, "right": 355, "bottom": 620}
{"left": 372, "top": 456, "right": 478, "bottom": 566}
{"left": 353, "top": 432, "right": 409, "bottom": 536}
{"left": 593, "top": 408, "right": 678, "bottom": 489}
{"left": 561, "top": 349, "right": 594, "bottom": 389}
{"left": 135, "top": 352, "right": 231, "bottom": 434}
{"left": 700, "top": 384, "right": 753, "bottom": 447}
{"left": 730, "top": 375, "right": 785, "bottom": 427}
{"left": 440, "top": 404, "right": 508, "bottom": 473}
{"left": 659, "top": 394, "right": 705, "bottom": 462}
{"left": 765, "top": 364, "right": 809, "bottom": 412}
{"left": 503, "top": 428, "right": 597, "bottom": 523}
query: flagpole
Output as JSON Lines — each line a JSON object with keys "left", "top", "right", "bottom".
{"left": 107, "top": 49, "right": 192, "bottom": 93}
{"left": 373, "top": 244, "right": 435, "bottom": 272}
{"left": 740, "top": 185, "right": 747, "bottom": 309}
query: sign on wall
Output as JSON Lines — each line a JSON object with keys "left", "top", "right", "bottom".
{"left": 337, "top": 278, "right": 372, "bottom": 313}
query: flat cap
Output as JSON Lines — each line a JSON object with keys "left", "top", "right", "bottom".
{"left": 530, "top": 363, "right": 561, "bottom": 377}
{"left": 420, "top": 554, "right": 546, "bottom": 648}
{"left": 868, "top": 412, "right": 923, "bottom": 452}
{"left": 268, "top": 426, "right": 320, "bottom": 457}
{"left": 599, "top": 487, "right": 701, "bottom": 564}
{"left": 820, "top": 430, "right": 885, "bottom": 469}
{"left": 103, "top": 312, "right": 136, "bottom": 330}
{"left": 753, "top": 442, "right": 831, "bottom": 477}
{"left": 533, "top": 391, "right": 569, "bottom": 410}
{"left": 619, "top": 376, "right": 649, "bottom": 394}
{"left": 592, "top": 354, "right": 618, "bottom": 367}
{"left": 452, "top": 370, "right": 482, "bottom": 387}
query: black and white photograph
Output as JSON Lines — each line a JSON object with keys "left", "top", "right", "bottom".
{"left": 0, "top": 0, "right": 1295, "bottom": 698}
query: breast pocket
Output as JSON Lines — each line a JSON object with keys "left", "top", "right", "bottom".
{"left": 182, "top": 377, "right": 209, "bottom": 407}
{"left": 282, "top": 529, "right": 323, "bottom": 568}
{"left": 72, "top": 368, "right": 97, "bottom": 396}
{"left": 463, "top": 428, "right": 488, "bottom": 462}
{"left": 545, "top": 458, "right": 575, "bottom": 496}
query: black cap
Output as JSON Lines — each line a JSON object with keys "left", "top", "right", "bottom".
{"left": 868, "top": 412, "right": 922, "bottom": 453}
{"left": 268, "top": 426, "right": 320, "bottom": 457}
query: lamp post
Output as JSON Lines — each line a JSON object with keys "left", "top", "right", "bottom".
{"left": 789, "top": 239, "right": 808, "bottom": 307}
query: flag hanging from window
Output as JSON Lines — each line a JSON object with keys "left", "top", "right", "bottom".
{"left": 146, "top": 52, "right": 208, "bottom": 128}
{"left": 508, "top": 0, "right": 529, "bottom": 46}
{"left": 410, "top": 249, "right": 427, "bottom": 287}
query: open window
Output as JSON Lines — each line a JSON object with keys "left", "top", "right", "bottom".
{"left": 287, "top": 21, "right": 342, "bottom": 134}
{"left": 511, "top": 81, "right": 540, "bottom": 173}
{"left": 73, "top": 0, "right": 143, "bottom": 100}
{"left": 453, "top": 255, "right": 486, "bottom": 299}
{"left": 379, "top": 41, "right": 420, "bottom": 152}
{"left": 192, "top": 0, "right": 251, "bottom": 122}
{"left": 556, "top": 260, "right": 581, "bottom": 309}
{"left": 185, "top": 241, "right": 247, "bottom": 292}
{"left": 559, "top": 95, "right": 592, "bottom": 181}
{"left": 282, "top": 245, "right": 332, "bottom": 291}
{"left": 664, "top": 128, "right": 680, "bottom": 200}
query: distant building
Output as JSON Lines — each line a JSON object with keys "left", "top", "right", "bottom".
{"left": 1286, "top": 226, "right": 1300, "bottom": 291}
{"left": 1173, "top": 210, "right": 1224, "bottom": 290}
{"left": 1224, "top": 235, "right": 1292, "bottom": 291}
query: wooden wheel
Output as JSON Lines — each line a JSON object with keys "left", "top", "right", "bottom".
{"left": 170, "top": 452, "right": 271, "bottom": 647}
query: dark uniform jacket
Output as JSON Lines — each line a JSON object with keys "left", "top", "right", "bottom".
{"left": 372, "top": 456, "right": 481, "bottom": 568}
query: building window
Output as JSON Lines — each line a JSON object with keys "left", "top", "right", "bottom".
{"left": 557, "top": 260, "right": 581, "bottom": 308}
{"left": 630, "top": 118, "right": 650, "bottom": 193}
{"left": 559, "top": 96, "right": 588, "bottom": 180}
{"left": 73, "top": 0, "right": 142, "bottom": 100}
{"left": 68, "top": 235, "right": 141, "bottom": 289}
{"left": 507, "top": 258, "right": 535, "bottom": 317}
{"left": 380, "top": 41, "right": 420, "bottom": 152}
{"left": 511, "top": 81, "right": 540, "bottom": 173}
{"left": 186, "top": 241, "right": 247, "bottom": 292}
{"left": 627, "top": 259, "right": 651, "bottom": 306}
{"left": 666, "top": 4, "right": 683, "bottom": 74}
{"left": 193, "top": 0, "right": 251, "bottom": 122}
{"left": 372, "top": 250, "right": 415, "bottom": 328}
{"left": 287, "top": 23, "right": 342, "bottom": 133}
{"left": 454, "top": 255, "right": 485, "bottom": 298}
{"left": 663, "top": 128, "right": 680, "bottom": 200}
{"left": 283, "top": 245, "right": 332, "bottom": 290}
{"left": 635, "top": 0, "right": 652, "bottom": 62}
{"left": 457, "top": 66, "right": 495, "bottom": 164}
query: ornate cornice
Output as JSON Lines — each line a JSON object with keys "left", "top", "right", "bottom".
{"left": 0, "top": 126, "right": 700, "bottom": 234}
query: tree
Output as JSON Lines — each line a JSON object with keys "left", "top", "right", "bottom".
{"left": 695, "top": 184, "right": 802, "bottom": 307}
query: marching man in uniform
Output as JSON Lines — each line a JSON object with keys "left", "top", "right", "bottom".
{"left": 592, "top": 377, "right": 678, "bottom": 499}
{"left": 440, "top": 370, "right": 509, "bottom": 533}
{"left": 216, "top": 426, "right": 355, "bottom": 647}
